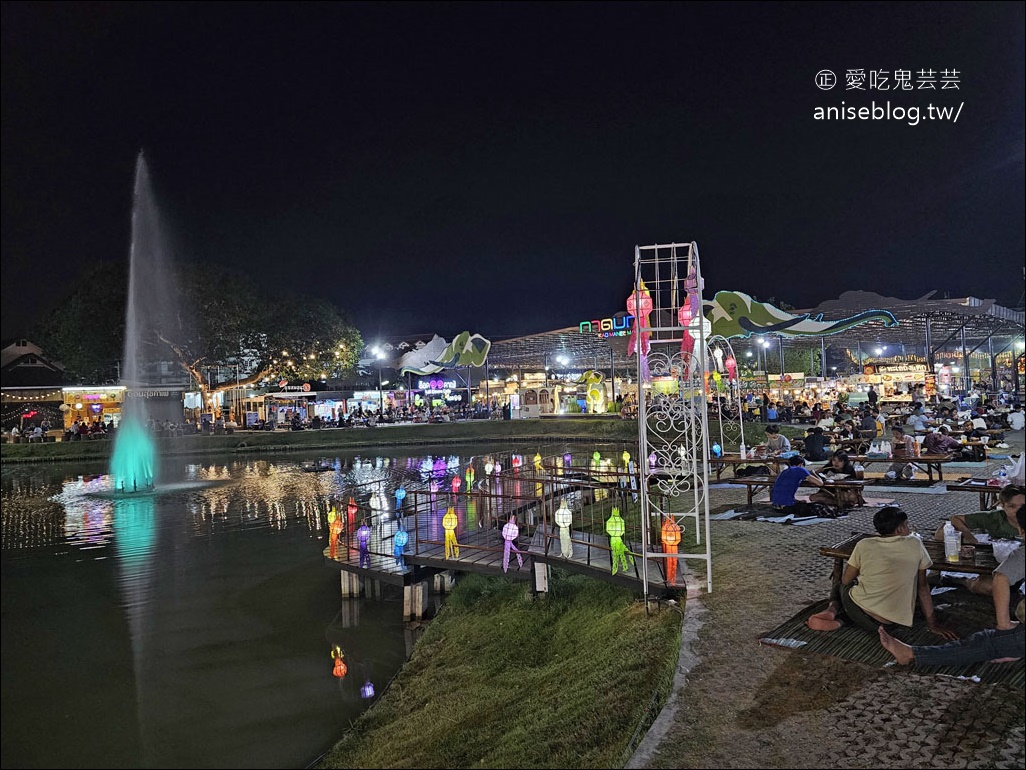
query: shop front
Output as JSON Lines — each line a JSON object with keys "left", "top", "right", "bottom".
{"left": 61, "top": 386, "right": 126, "bottom": 429}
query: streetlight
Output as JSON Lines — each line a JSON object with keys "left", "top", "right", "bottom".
{"left": 371, "top": 346, "right": 386, "bottom": 416}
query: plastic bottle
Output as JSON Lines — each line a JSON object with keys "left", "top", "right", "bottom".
{"left": 739, "top": 442, "right": 747, "bottom": 460}
{"left": 997, "top": 469, "right": 1009, "bottom": 487}
{"left": 943, "top": 522, "right": 962, "bottom": 563}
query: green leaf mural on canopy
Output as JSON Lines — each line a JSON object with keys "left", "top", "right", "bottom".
{"left": 705, "top": 290, "right": 898, "bottom": 339}
{"left": 400, "top": 331, "right": 491, "bottom": 375}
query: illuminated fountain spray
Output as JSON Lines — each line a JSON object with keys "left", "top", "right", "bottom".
{"left": 111, "top": 153, "right": 179, "bottom": 493}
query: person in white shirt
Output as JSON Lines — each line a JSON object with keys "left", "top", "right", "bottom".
{"left": 1006, "top": 409, "right": 1024, "bottom": 431}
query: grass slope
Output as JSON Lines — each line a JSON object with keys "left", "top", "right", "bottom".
{"left": 318, "top": 572, "right": 683, "bottom": 769}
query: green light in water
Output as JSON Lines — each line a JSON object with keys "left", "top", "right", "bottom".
{"left": 110, "top": 418, "right": 156, "bottom": 492}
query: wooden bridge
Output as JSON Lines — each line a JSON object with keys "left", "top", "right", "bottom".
{"left": 320, "top": 453, "right": 688, "bottom": 617}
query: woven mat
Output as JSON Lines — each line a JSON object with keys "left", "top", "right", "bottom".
{"left": 759, "top": 590, "right": 1024, "bottom": 686}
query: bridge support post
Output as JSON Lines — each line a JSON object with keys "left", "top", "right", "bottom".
{"left": 404, "top": 581, "right": 429, "bottom": 620}
{"left": 340, "top": 571, "right": 361, "bottom": 598}
{"left": 367, "top": 579, "right": 383, "bottom": 600}
{"left": 533, "top": 562, "right": 550, "bottom": 594}
{"left": 432, "top": 571, "right": 456, "bottom": 594}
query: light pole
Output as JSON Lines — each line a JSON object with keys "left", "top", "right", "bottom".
{"left": 371, "top": 346, "right": 386, "bottom": 416}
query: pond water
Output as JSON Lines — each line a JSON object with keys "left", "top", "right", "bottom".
{"left": 0, "top": 442, "right": 565, "bottom": 769}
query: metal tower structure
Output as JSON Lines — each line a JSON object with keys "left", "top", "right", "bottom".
{"left": 632, "top": 242, "right": 714, "bottom": 597}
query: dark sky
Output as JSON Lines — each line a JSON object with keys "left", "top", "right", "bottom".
{"left": 2, "top": 1, "right": 1023, "bottom": 344}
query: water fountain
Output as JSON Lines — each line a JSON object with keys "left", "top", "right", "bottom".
{"left": 110, "top": 152, "right": 181, "bottom": 493}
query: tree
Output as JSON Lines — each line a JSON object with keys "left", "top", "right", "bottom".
{"left": 34, "top": 261, "right": 363, "bottom": 405}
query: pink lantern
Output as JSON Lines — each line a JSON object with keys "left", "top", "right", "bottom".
{"left": 725, "top": 355, "right": 737, "bottom": 381}
{"left": 451, "top": 476, "right": 462, "bottom": 494}
{"left": 626, "top": 281, "right": 653, "bottom": 357}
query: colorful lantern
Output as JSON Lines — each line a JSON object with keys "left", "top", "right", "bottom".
{"left": 347, "top": 497, "right": 358, "bottom": 526}
{"left": 563, "top": 452, "right": 572, "bottom": 467}
{"left": 661, "top": 516, "right": 682, "bottom": 585}
{"left": 554, "top": 500, "right": 574, "bottom": 559}
{"left": 649, "top": 451, "right": 658, "bottom": 468}
{"left": 494, "top": 460, "right": 502, "bottom": 475}
{"left": 533, "top": 453, "right": 543, "bottom": 472}
{"left": 429, "top": 480, "right": 439, "bottom": 495}
{"left": 356, "top": 521, "right": 372, "bottom": 569}
{"left": 395, "top": 486, "right": 407, "bottom": 510}
{"left": 511, "top": 454, "right": 522, "bottom": 470}
{"left": 724, "top": 355, "right": 737, "bottom": 382}
{"left": 360, "top": 680, "right": 376, "bottom": 699}
{"left": 394, "top": 525, "right": 409, "bottom": 568}
{"left": 622, "top": 450, "right": 631, "bottom": 469}
{"left": 465, "top": 463, "right": 475, "bottom": 487}
{"left": 484, "top": 460, "right": 494, "bottom": 476}
{"left": 626, "top": 280, "right": 653, "bottom": 357}
{"left": 451, "top": 476, "right": 462, "bottom": 494}
{"left": 605, "top": 507, "right": 632, "bottom": 575}
{"left": 328, "top": 504, "right": 344, "bottom": 560}
{"left": 442, "top": 507, "right": 460, "bottom": 559}
{"left": 331, "top": 645, "right": 347, "bottom": 679}
{"left": 501, "top": 515, "right": 523, "bottom": 572}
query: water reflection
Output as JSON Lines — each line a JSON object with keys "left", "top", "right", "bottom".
{"left": 1, "top": 443, "right": 623, "bottom": 768}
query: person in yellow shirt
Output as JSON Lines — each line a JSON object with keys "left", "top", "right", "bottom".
{"left": 807, "top": 506, "right": 958, "bottom": 640}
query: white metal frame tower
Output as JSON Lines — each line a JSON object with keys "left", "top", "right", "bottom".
{"left": 633, "top": 242, "right": 714, "bottom": 598}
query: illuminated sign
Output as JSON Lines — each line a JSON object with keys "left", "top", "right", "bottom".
{"left": 864, "top": 363, "right": 927, "bottom": 375}
{"left": 578, "top": 314, "right": 634, "bottom": 338}
{"left": 418, "top": 378, "right": 457, "bottom": 391}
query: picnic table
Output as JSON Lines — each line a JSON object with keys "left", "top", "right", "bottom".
{"left": 847, "top": 452, "right": 957, "bottom": 482}
{"left": 820, "top": 532, "right": 1000, "bottom": 583}
{"left": 732, "top": 475, "right": 868, "bottom": 509}
{"left": 945, "top": 478, "right": 1003, "bottom": 510}
{"left": 707, "top": 453, "right": 788, "bottom": 481}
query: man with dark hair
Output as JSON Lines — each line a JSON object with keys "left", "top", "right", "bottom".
{"left": 807, "top": 506, "right": 957, "bottom": 639}
{"left": 885, "top": 425, "right": 917, "bottom": 480}
{"left": 770, "top": 455, "right": 829, "bottom": 517}
{"left": 879, "top": 505, "right": 1025, "bottom": 667}
{"left": 802, "top": 426, "right": 831, "bottom": 462}
{"left": 931, "top": 484, "right": 1026, "bottom": 596}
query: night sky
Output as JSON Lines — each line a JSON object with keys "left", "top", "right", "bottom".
{"left": 2, "top": 2, "right": 1023, "bottom": 345}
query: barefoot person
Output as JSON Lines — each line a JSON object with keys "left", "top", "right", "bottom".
{"left": 879, "top": 505, "right": 1025, "bottom": 666}
{"left": 807, "top": 506, "right": 957, "bottom": 639}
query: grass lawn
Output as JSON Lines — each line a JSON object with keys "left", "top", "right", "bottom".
{"left": 316, "top": 571, "right": 683, "bottom": 769}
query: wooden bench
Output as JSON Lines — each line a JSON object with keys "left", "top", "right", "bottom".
{"left": 731, "top": 475, "right": 868, "bottom": 510}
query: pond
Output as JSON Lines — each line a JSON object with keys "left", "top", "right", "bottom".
{"left": 0, "top": 442, "right": 572, "bottom": 769}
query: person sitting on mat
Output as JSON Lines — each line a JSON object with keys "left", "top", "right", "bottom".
{"left": 930, "top": 485, "right": 1025, "bottom": 597}
{"left": 879, "top": 505, "right": 1024, "bottom": 666}
{"left": 807, "top": 506, "right": 958, "bottom": 639}
{"left": 770, "top": 456, "right": 829, "bottom": 517}
{"left": 809, "top": 450, "right": 865, "bottom": 509}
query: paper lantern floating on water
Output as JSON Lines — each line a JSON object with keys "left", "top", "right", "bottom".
{"left": 331, "top": 646, "right": 347, "bottom": 679}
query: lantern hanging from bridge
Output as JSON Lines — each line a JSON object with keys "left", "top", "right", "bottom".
{"left": 501, "top": 515, "right": 523, "bottom": 572}
{"left": 442, "top": 507, "right": 460, "bottom": 559}
{"left": 554, "top": 500, "right": 574, "bottom": 559}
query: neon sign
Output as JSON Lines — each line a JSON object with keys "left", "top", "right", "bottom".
{"left": 578, "top": 315, "right": 634, "bottom": 338}
{"left": 418, "top": 379, "right": 457, "bottom": 391}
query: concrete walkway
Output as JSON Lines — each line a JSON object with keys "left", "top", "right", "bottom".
{"left": 631, "top": 431, "right": 1025, "bottom": 770}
